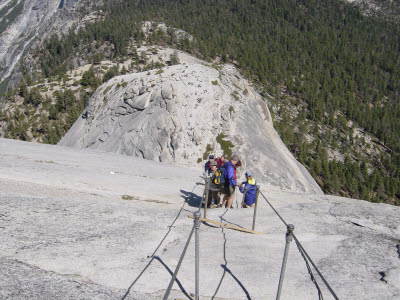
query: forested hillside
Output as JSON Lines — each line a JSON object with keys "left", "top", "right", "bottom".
{"left": 1, "top": 0, "right": 399, "bottom": 205}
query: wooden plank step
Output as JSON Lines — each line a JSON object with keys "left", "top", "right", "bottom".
{"left": 188, "top": 215, "right": 265, "bottom": 234}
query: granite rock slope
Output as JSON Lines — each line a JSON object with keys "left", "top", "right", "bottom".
{"left": 59, "top": 60, "right": 322, "bottom": 194}
{"left": 0, "top": 138, "right": 399, "bottom": 299}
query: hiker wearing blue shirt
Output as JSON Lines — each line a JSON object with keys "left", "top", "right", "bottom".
{"left": 204, "top": 155, "right": 215, "bottom": 175}
{"left": 239, "top": 171, "right": 257, "bottom": 208}
{"left": 221, "top": 155, "right": 241, "bottom": 208}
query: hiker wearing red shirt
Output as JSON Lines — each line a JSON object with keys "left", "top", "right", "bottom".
{"left": 217, "top": 155, "right": 226, "bottom": 167}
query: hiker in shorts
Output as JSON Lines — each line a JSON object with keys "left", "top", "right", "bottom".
{"left": 221, "top": 155, "right": 241, "bottom": 209}
{"left": 239, "top": 171, "right": 257, "bottom": 208}
{"left": 207, "top": 161, "right": 221, "bottom": 208}
{"left": 204, "top": 155, "right": 215, "bottom": 176}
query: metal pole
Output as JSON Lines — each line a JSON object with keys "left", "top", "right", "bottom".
{"left": 235, "top": 186, "right": 238, "bottom": 208}
{"left": 163, "top": 223, "right": 195, "bottom": 300}
{"left": 194, "top": 211, "right": 201, "bottom": 300}
{"left": 276, "top": 224, "right": 295, "bottom": 300}
{"left": 252, "top": 185, "right": 260, "bottom": 231}
{"left": 241, "top": 185, "right": 247, "bottom": 208}
{"left": 203, "top": 176, "right": 210, "bottom": 218}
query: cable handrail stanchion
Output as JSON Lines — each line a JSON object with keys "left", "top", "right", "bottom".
{"left": 276, "top": 224, "right": 294, "bottom": 300}
{"left": 194, "top": 211, "right": 201, "bottom": 300}
{"left": 252, "top": 185, "right": 260, "bottom": 231}
{"left": 163, "top": 221, "right": 196, "bottom": 300}
{"left": 235, "top": 186, "right": 239, "bottom": 208}
{"left": 203, "top": 176, "right": 210, "bottom": 218}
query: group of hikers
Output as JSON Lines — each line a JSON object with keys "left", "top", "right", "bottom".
{"left": 203, "top": 154, "right": 257, "bottom": 209}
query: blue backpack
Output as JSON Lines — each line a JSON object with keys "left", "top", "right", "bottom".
{"left": 218, "top": 167, "right": 226, "bottom": 186}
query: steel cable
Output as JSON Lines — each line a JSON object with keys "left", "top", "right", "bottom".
{"left": 295, "top": 239, "right": 324, "bottom": 300}
{"left": 293, "top": 235, "right": 339, "bottom": 300}
{"left": 163, "top": 180, "right": 204, "bottom": 299}
{"left": 259, "top": 191, "right": 339, "bottom": 300}
{"left": 259, "top": 191, "right": 288, "bottom": 226}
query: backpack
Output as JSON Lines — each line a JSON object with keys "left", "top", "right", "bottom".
{"left": 213, "top": 167, "right": 226, "bottom": 187}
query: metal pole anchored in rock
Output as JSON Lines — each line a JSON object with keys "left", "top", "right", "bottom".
{"left": 194, "top": 211, "right": 201, "bottom": 300}
{"left": 235, "top": 186, "right": 239, "bottom": 208}
{"left": 163, "top": 224, "right": 195, "bottom": 300}
{"left": 241, "top": 185, "right": 247, "bottom": 208}
{"left": 276, "top": 224, "right": 295, "bottom": 300}
{"left": 252, "top": 185, "right": 260, "bottom": 231}
{"left": 203, "top": 176, "right": 210, "bottom": 218}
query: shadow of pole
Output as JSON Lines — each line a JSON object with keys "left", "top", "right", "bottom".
{"left": 212, "top": 210, "right": 252, "bottom": 299}
{"left": 122, "top": 183, "right": 200, "bottom": 299}
{"left": 154, "top": 256, "right": 193, "bottom": 300}
{"left": 122, "top": 257, "right": 155, "bottom": 299}
{"left": 212, "top": 210, "right": 229, "bottom": 299}
{"left": 221, "top": 264, "right": 251, "bottom": 300}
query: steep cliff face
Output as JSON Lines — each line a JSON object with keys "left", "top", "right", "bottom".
{"left": 1, "top": 0, "right": 59, "bottom": 85}
{"left": 59, "top": 54, "right": 322, "bottom": 194}
{"left": 0, "top": 0, "right": 91, "bottom": 90}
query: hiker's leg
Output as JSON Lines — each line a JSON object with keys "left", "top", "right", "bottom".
{"left": 225, "top": 186, "right": 235, "bottom": 208}
{"left": 226, "top": 194, "right": 235, "bottom": 208}
{"left": 212, "top": 191, "right": 220, "bottom": 205}
{"left": 249, "top": 203, "right": 255, "bottom": 207}
{"left": 222, "top": 194, "right": 228, "bottom": 207}
{"left": 207, "top": 190, "right": 213, "bottom": 207}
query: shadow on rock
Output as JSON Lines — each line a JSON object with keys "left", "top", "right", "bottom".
{"left": 153, "top": 256, "right": 193, "bottom": 299}
{"left": 180, "top": 189, "right": 202, "bottom": 208}
{"left": 122, "top": 256, "right": 193, "bottom": 300}
{"left": 220, "top": 264, "right": 251, "bottom": 299}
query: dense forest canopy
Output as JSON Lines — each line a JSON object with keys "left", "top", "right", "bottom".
{"left": 4, "top": 0, "right": 400, "bottom": 204}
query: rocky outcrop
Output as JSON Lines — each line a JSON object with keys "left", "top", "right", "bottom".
{"left": 60, "top": 59, "right": 322, "bottom": 194}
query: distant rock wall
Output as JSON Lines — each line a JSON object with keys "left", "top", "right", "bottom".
{"left": 0, "top": 0, "right": 60, "bottom": 84}
{"left": 60, "top": 61, "right": 322, "bottom": 194}
{"left": 0, "top": 0, "right": 92, "bottom": 90}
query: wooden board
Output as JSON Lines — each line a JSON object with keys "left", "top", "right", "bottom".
{"left": 188, "top": 215, "right": 265, "bottom": 234}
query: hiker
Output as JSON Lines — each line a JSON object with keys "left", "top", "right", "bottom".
{"left": 239, "top": 171, "right": 257, "bottom": 208}
{"left": 204, "top": 155, "right": 215, "bottom": 175}
{"left": 221, "top": 155, "right": 241, "bottom": 208}
{"left": 207, "top": 161, "right": 221, "bottom": 207}
{"left": 217, "top": 155, "right": 226, "bottom": 167}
